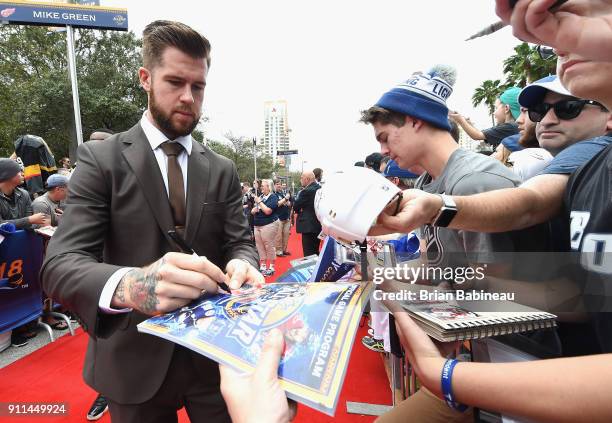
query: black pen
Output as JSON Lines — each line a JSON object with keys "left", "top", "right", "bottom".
{"left": 465, "top": 0, "right": 568, "bottom": 41}
{"left": 167, "top": 230, "right": 232, "bottom": 293}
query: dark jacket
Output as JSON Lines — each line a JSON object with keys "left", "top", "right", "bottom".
{"left": 15, "top": 135, "right": 57, "bottom": 197}
{"left": 0, "top": 187, "right": 33, "bottom": 229}
{"left": 40, "top": 123, "right": 258, "bottom": 404}
{"left": 293, "top": 182, "right": 321, "bottom": 234}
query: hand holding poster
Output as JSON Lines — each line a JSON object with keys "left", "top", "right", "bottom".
{"left": 137, "top": 282, "right": 372, "bottom": 416}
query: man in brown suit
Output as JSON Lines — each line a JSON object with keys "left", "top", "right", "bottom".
{"left": 41, "top": 21, "right": 262, "bottom": 423}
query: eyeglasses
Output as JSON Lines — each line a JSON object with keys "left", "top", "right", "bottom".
{"left": 528, "top": 99, "right": 606, "bottom": 122}
{"left": 537, "top": 45, "right": 556, "bottom": 60}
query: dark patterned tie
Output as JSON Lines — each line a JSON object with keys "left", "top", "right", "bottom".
{"left": 160, "top": 141, "right": 186, "bottom": 228}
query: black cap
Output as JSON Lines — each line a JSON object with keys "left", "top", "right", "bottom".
{"left": 0, "top": 158, "right": 22, "bottom": 182}
{"left": 365, "top": 153, "right": 383, "bottom": 172}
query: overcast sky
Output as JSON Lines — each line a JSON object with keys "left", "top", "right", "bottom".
{"left": 103, "top": 0, "right": 523, "bottom": 174}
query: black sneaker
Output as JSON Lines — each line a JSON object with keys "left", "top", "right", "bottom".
{"left": 86, "top": 394, "right": 108, "bottom": 421}
{"left": 11, "top": 333, "right": 28, "bottom": 347}
{"left": 361, "top": 335, "right": 384, "bottom": 353}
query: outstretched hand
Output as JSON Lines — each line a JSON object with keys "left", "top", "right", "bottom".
{"left": 495, "top": 0, "right": 612, "bottom": 62}
{"left": 220, "top": 329, "right": 297, "bottom": 423}
{"left": 369, "top": 189, "right": 442, "bottom": 237}
{"left": 384, "top": 301, "right": 447, "bottom": 397}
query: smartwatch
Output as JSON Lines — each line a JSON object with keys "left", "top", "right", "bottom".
{"left": 432, "top": 194, "right": 457, "bottom": 227}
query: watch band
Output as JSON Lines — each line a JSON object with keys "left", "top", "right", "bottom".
{"left": 432, "top": 194, "right": 458, "bottom": 227}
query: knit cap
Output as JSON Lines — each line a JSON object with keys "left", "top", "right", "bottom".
{"left": 375, "top": 65, "right": 457, "bottom": 131}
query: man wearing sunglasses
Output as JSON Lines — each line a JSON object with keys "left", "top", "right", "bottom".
{"left": 524, "top": 76, "right": 610, "bottom": 157}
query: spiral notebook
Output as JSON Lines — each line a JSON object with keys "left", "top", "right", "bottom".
{"left": 400, "top": 300, "right": 557, "bottom": 342}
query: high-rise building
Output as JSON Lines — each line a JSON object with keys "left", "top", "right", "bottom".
{"left": 458, "top": 126, "right": 482, "bottom": 152}
{"left": 263, "top": 101, "right": 290, "bottom": 164}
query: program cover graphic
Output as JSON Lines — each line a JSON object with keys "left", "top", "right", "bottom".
{"left": 137, "top": 282, "right": 372, "bottom": 416}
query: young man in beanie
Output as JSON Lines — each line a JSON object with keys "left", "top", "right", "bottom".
{"left": 359, "top": 66, "right": 522, "bottom": 422}
{"left": 32, "top": 174, "right": 68, "bottom": 227}
{"left": 450, "top": 86, "right": 522, "bottom": 148}
{"left": 0, "top": 158, "right": 49, "bottom": 229}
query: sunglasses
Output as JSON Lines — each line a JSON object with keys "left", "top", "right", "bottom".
{"left": 528, "top": 99, "right": 606, "bottom": 122}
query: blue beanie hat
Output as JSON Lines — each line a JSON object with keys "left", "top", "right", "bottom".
{"left": 383, "top": 159, "right": 420, "bottom": 179}
{"left": 499, "top": 87, "right": 522, "bottom": 120}
{"left": 375, "top": 65, "right": 457, "bottom": 131}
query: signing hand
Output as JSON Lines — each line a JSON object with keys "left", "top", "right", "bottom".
{"left": 112, "top": 252, "right": 228, "bottom": 315}
{"left": 495, "top": 0, "right": 612, "bottom": 62}
{"left": 225, "top": 258, "right": 265, "bottom": 290}
{"left": 220, "top": 329, "right": 296, "bottom": 423}
{"left": 369, "top": 189, "right": 442, "bottom": 236}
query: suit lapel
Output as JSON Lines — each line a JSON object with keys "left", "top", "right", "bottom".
{"left": 121, "top": 124, "right": 175, "bottom": 235}
{"left": 185, "top": 140, "right": 210, "bottom": 245}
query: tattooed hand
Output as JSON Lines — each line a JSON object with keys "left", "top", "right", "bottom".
{"left": 111, "top": 252, "right": 229, "bottom": 315}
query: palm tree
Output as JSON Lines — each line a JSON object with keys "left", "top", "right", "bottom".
{"left": 503, "top": 42, "right": 556, "bottom": 87}
{"left": 472, "top": 79, "right": 504, "bottom": 126}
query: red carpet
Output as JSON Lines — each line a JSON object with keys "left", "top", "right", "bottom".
{"left": 0, "top": 228, "right": 391, "bottom": 422}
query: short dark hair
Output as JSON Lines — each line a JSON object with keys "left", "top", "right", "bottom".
{"left": 365, "top": 152, "right": 383, "bottom": 172}
{"left": 312, "top": 168, "right": 323, "bottom": 182}
{"left": 359, "top": 106, "right": 406, "bottom": 127}
{"left": 142, "top": 20, "right": 211, "bottom": 70}
{"left": 354, "top": 161, "right": 365, "bottom": 167}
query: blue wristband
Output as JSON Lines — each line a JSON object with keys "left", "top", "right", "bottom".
{"left": 441, "top": 358, "right": 468, "bottom": 412}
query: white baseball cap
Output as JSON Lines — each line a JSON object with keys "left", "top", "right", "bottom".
{"left": 315, "top": 167, "right": 400, "bottom": 243}
{"left": 518, "top": 75, "right": 572, "bottom": 108}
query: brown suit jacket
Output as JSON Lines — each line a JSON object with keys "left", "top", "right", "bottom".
{"left": 41, "top": 123, "right": 258, "bottom": 404}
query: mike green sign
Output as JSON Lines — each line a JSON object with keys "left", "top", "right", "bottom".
{"left": 0, "top": 1, "right": 128, "bottom": 30}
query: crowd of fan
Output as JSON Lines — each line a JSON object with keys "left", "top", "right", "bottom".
{"left": 222, "top": 1, "right": 612, "bottom": 419}
{"left": 0, "top": 129, "right": 114, "bottom": 350}
{"left": 240, "top": 165, "right": 326, "bottom": 276}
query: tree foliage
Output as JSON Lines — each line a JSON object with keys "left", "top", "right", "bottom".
{"left": 472, "top": 42, "right": 556, "bottom": 126}
{"left": 205, "top": 132, "right": 281, "bottom": 183}
{"left": 0, "top": 25, "right": 146, "bottom": 158}
{"left": 503, "top": 43, "right": 556, "bottom": 88}
{"left": 472, "top": 79, "right": 505, "bottom": 127}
